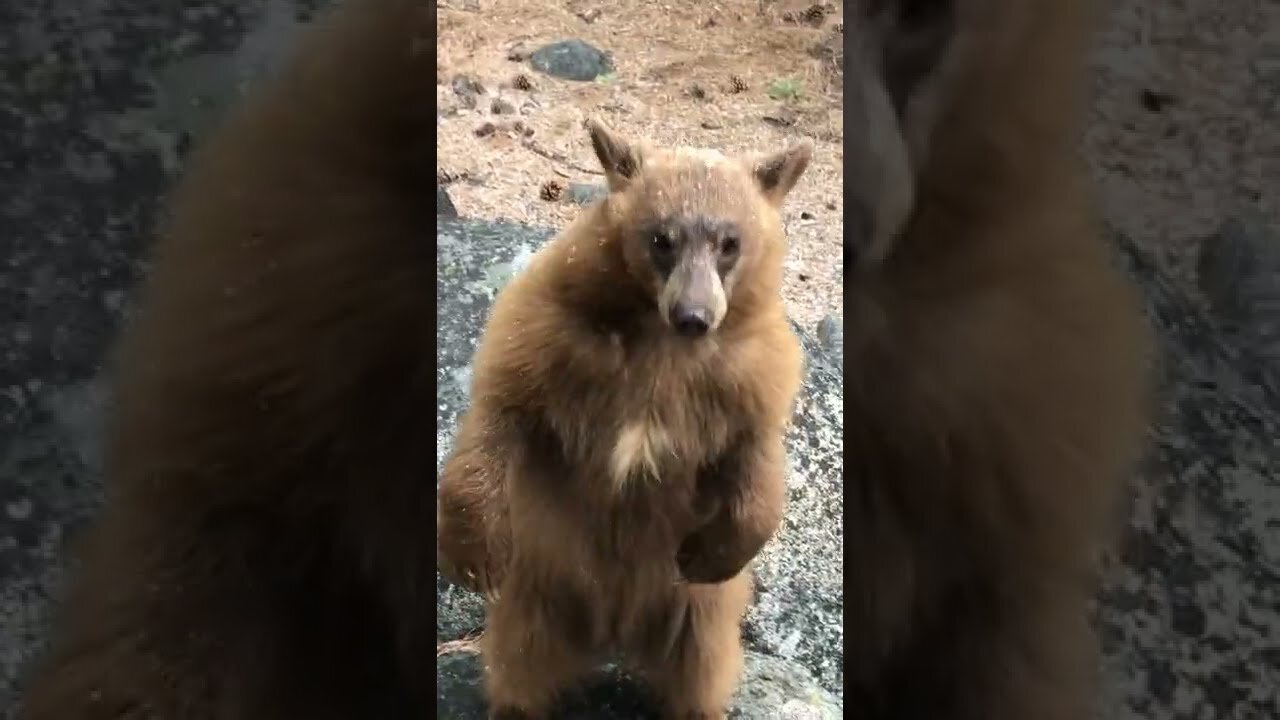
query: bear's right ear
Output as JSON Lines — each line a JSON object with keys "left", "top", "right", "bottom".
{"left": 587, "top": 119, "right": 643, "bottom": 192}
{"left": 844, "top": 0, "right": 959, "bottom": 268}
{"left": 865, "top": 0, "right": 957, "bottom": 119}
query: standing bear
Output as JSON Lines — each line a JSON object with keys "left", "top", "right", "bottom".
{"left": 835, "top": 0, "right": 1153, "bottom": 718}
{"left": 436, "top": 121, "right": 813, "bottom": 719}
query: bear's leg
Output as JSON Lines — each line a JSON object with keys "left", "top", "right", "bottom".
{"left": 481, "top": 582, "right": 598, "bottom": 720}
{"left": 642, "top": 573, "right": 752, "bottom": 720}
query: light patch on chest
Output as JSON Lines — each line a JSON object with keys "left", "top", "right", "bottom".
{"left": 610, "top": 418, "right": 672, "bottom": 489}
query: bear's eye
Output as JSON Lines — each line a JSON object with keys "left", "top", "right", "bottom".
{"left": 721, "top": 235, "right": 740, "bottom": 255}
{"left": 652, "top": 232, "right": 674, "bottom": 253}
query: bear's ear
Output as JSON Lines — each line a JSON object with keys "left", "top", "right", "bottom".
{"left": 751, "top": 140, "right": 814, "bottom": 207}
{"left": 843, "top": 0, "right": 959, "bottom": 268}
{"left": 587, "top": 119, "right": 643, "bottom": 192}
{"left": 864, "top": 0, "right": 958, "bottom": 118}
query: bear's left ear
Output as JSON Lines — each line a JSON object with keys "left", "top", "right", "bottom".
{"left": 751, "top": 140, "right": 814, "bottom": 207}
{"left": 587, "top": 118, "right": 643, "bottom": 192}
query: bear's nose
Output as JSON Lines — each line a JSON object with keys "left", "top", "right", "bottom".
{"left": 671, "top": 304, "right": 710, "bottom": 337}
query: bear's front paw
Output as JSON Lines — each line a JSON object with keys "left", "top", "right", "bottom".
{"left": 675, "top": 533, "right": 746, "bottom": 585}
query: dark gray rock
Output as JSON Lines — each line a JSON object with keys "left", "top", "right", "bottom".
{"left": 436, "top": 653, "right": 488, "bottom": 718}
{"left": 529, "top": 39, "right": 614, "bottom": 82}
{"left": 1196, "top": 213, "right": 1280, "bottom": 400}
{"left": 1196, "top": 213, "right": 1280, "bottom": 332}
{"left": 438, "top": 185, "right": 459, "bottom": 218}
{"left": 437, "top": 575, "right": 485, "bottom": 643}
{"left": 451, "top": 73, "right": 485, "bottom": 109}
{"left": 566, "top": 181, "right": 607, "bottom": 206}
{"left": 815, "top": 314, "right": 842, "bottom": 364}
{"left": 0, "top": 379, "right": 110, "bottom": 716}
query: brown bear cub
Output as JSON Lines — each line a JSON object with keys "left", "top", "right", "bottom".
{"left": 436, "top": 122, "right": 812, "bottom": 719}
{"left": 21, "top": 1, "right": 437, "bottom": 718}
{"left": 841, "top": 1, "right": 1152, "bottom": 719}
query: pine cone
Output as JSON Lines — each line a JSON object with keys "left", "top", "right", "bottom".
{"left": 728, "top": 75, "right": 748, "bottom": 94}
{"left": 540, "top": 180, "right": 564, "bottom": 202}
{"left": 803, "top": 4, "right": 826, "bottom": 24}
{"left": 512, "top": 73, "right": 533, "bottom": 91}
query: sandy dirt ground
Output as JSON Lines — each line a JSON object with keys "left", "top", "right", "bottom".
{"left": 437, "top": 0, "right": 1280, "bottom": 329}
{"left": 435, "top": 0, "right": 845, "bottom": 329}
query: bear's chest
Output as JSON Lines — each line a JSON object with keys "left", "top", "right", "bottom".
{"left": 602, "top": 367, "right": 740, "bottom": 490}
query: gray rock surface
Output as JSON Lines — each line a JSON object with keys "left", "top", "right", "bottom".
{"left": 435, "top": 218, "right": 845, "bottom": 717}
{"left": 529, "top": 39, "right": 614, "bottom": 82}
{"left": 1196, "top": 214, "right": 1279, "bottom": 329}
{"left": 0, "top": 1, "right": 1278, "bottom": 719}
{"left": 815, "top": 315, "right": 843, "bottom": 366}
{"left": 566, "top": 181, "right": 608, "bottom": 206}
{"left": 438, "top": 184, "right": 459, "bottom": 218}
{"left": 1196, "top": 213, "right": 1280, "bottom": 398}
{"left": 450, "top": 73, "right": 486, "bottom": 109}
{"left": 1097, "top": 235, "right": 1280, "bottom": 720}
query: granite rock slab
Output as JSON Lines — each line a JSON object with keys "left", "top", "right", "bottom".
{"left": 1096, "top": 235, "right": 1280, "bottom": 720}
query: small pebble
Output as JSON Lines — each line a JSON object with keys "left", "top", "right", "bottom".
{"left": 451, "top": 74, "right": 485, "bottom": 108}
{"left": 1140, "top": 88, "right": 1174, "bottom": 112}
{"left": 762, "top": 107, "right": 798, "bottom": 127}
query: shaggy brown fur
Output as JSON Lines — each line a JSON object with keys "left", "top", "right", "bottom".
{"left": 20, "top": 1, "right": 436, "bottom": 717}
{"left": 842, "top": 1, "right": 1152, "bottom": 718}
{"left": 436, "top": 124, "right": 811, "bottom": 719}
